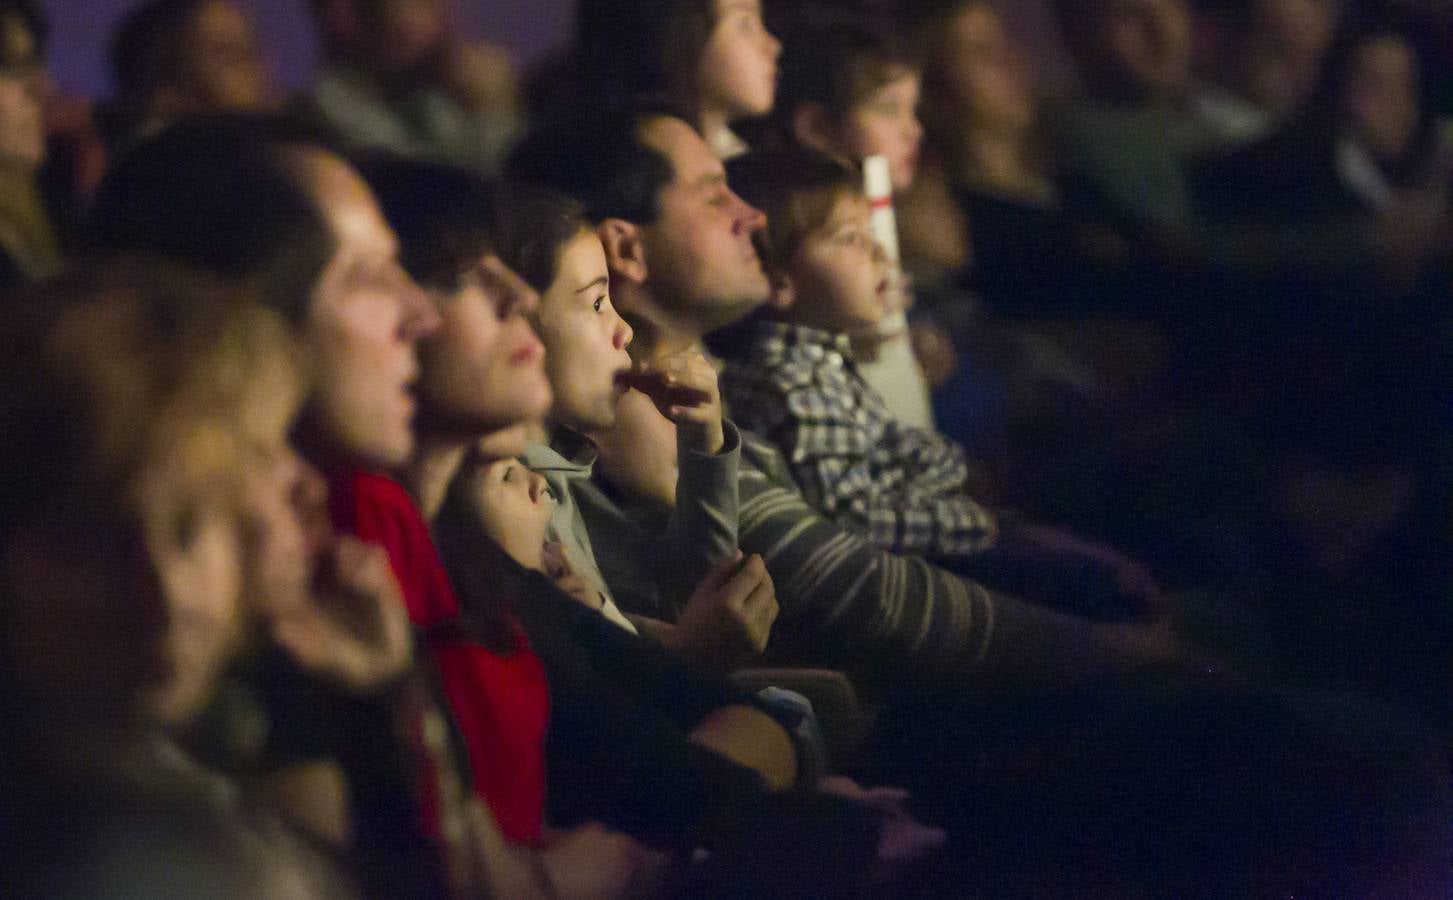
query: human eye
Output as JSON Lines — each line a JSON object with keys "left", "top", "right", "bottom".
{"left": 593, "top": 296, "right": 605, "bottom": 313}
{"left": 501, "top": 464, "right": 516, "bottom": 483}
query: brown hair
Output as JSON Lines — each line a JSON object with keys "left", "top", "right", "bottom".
{"left": 0, "top": 256, "right": 302, "bottom": 546}
{"left": 725, "top": 146, "right": 863, "bottom": 275}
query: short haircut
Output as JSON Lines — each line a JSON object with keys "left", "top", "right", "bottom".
{"left": 492, "top": 184, "right": 589, "bottom": 295}
{"left": 774, "top": 20, "right": 916, "bottom": 128}
{"left": 506, "top": 104, "right": 690, "bottom": 226}
{"left": 86, "top": 114, "right": 343, "bottom": 323}
{"left": 726, "top": 145, "right": 862, "bottom": 274}
{"left": 110, "top": 0, "right": 211, "bottom": 104}
{"left": 0, "top": 0, "right": 46, "bottom": 64}
{"left": 355, "top": 154, "right": 500, "bottom": 292}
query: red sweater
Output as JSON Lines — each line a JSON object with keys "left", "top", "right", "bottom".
{"left": 329, "top": 468, "right": 550, "bottom": 845}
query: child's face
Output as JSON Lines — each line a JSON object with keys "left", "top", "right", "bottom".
{"left": 786, "top": 193, "right": 891, "bottom": 335}
{"left": 697, "top": 0, "right": 781, "bottom": 122}
{"left": 537, "top": 230, "right": 634, "bottom": 434}
{"left": 840, "top": 72, "right": 924, "bottom": 193}
{"left": 467, "top": 457, "right": 555, "bottom": 571}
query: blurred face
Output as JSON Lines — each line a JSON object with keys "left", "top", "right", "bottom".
{"left": 1343, "top": 36, "right": 1421, "bottom": 165}
{"left": 537, "top": 231, "right": 634, "bottom": 433}
{"left": 637, "top": 116, "right": 770, "bottom": 333}
{"left": 0, "top": 10, "right": 46, "bottom": 170}
{"left": 182, "top": 0, "right": 273, "bottom": 112}
{"left": 944, "top": 3, "right": 1035, "bottom": 136}
{"left": 1084, "top": 0, "right": 1191, "bottom": 100}
{"left": 465, "top": 458, "right": 554, "bottom": 570}
{"left": 697, "top": 0, "right": 781, "bottom": 121}
{"left": 417, "top": 255, "right": 549, "bottom": 439}
{"left": 295, "top": 150, "right": 440, "bottom": 469}
{"left": 784, "top": 193, "right": 890, "bottom": 335}
{"left": 1239, "top": 0, "right": 1338, "bottom": 115}
{"left": 840, "top": 71, "right": 924, "bottom": 192}
{"left": 2, "top": 457, "right": 244, "bottom": 731}
{"left": 371, "top": 0, "right": 449, "bottom": 76}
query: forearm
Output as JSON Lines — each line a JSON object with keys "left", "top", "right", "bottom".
{"left": 659, "top": 421, "right": 742, "bottom": 602}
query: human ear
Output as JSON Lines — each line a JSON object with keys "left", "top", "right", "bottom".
{"left": 791, "top": 103, "right": 839, "bottom": 156}
{"left": 597, "top": 219, "right": 648, "bottom": 286}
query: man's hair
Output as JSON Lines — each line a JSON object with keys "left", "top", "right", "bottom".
{"left": 0, "top": 0, "right": 46, "bottom": 63}
{"left": 86, "top": 114, "right": 344, "bottom": 323}
{"left": 506, "top": 104, "right": 690, "bottom": 226}
{"left": 492, "top": 184, "right": 588, "bottom": 295}
{"left": 355, "top": 154, "right": 500, "bottom": 293}
{"left": 726, "top": 145, "right": 862, "bottom": 275}
{"left": 109, "top": 0, "right": 211, "bottom": 105}
{"left": 773, "top": 20, "right": 916, "bottom": 131}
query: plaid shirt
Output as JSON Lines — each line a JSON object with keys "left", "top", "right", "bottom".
{"left": 719, "top": 320, "right": 997, "bottom": 561}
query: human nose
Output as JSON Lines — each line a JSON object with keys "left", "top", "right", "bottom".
{"left": 613, "top": 312, "right": 633, "bottom": 351}
{"left": 399, "top": 272, "right": 441, "bottom": 340}
{"left": 731, "top": 192, "right": 767, "bottom": 236}
{"left": 527, "top": 470, "right": 549, "bottom": 504}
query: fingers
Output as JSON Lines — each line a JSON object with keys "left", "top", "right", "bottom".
{"left": 715, "top": 554, "right": 770, "bottom": 612}
{"left": 695, "top": 549, "right": 747, "bottom": 594}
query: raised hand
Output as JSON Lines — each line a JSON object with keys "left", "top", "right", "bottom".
{"left": 268, "top": 535, "right": 413, "bottom": 694}
{"left": 617, "top": 349, "right": 725, "bottom": 455}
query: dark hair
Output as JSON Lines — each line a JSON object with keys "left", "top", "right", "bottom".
{"left": 773, "top": 20, "right": 916, "bottom": 130}
{"left": 566, "top": 0, "right": 717, "bottom": 120}
{"left": 492, "top": 184, "right": 588, "bottom": 295}
{"left": 0, "top": 0, "right": 46, "bottom": 64}
{"left": 506, "top": 104, "right": 688, "bottom": 226}
{"left": 86, "top": 114, "right": 343, "bottom": 322}
{"left": 726, "top": 145, "right": 861, "bottom": 273}
{"left": 110, "top": 0, "right": 212, "bottom": 105}
{"left": 355, "top": 154, "right": 500, "bottom": 292}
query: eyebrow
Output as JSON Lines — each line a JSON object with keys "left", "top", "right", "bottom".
{"left": 694, "top": 172, "right": 728, "bottom": 192}
{"left": 575, "top": 276, "right": 609, "bottom": 294}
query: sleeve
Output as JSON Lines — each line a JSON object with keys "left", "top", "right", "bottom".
{"left": 653, "top": 419, "right": 742, "bottom": 612}
{"left": 737, "top": 445, "right": 1111, "bottom": 692}
{"left": 768, "top": 390, "right": 997, "bottom": 561}
{"left": 511, "top": 574, "right": 790, "bottom": 848}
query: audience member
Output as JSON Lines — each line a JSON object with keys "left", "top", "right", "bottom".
{"left": 0, "top": 260, "right": 370, "bottom": 898}
{"left": 768, "top": 19, "right": 945, "bottom": 428}
{"left": 565, "top": 0, "right": 780, "bottom": 157}
{"left": 1051, "top": 0, "right": 1200, "bottom": 229}
{"left": 106, "top": 0, "right": 273, "bottom": 147}
{"left": 0, "top": 0, "right": 59, "bottom": 289}
{"left": 1188, "top": 0, "right": 1342, "bottom": 150}
{"left": 302, "top": 0, "right": 521, "bottom": 174}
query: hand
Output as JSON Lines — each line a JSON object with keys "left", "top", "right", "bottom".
{"left": 669, "top": 552, "right": 778, "bottom": 669}
{"left": 542, "top": 541, "right": 605, "bottom": 612}
{"left": 539, "top": 823, "right": 669, "bottom": 900}
{"left": 817, "top": 777, "right": 947, "bottom": 878}
{"left": 268, "top": 536, "right": 413, "bottom": 694}
{"left": 619, "top": 350, "right": 725, "bottom": 455}
{"left": 1014, "top": 523, "right": 1167, "bottom": 622}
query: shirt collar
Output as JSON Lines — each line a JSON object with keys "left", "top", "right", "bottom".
{"left": 751, "top": 319, "right": 853, "bottom": 356}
